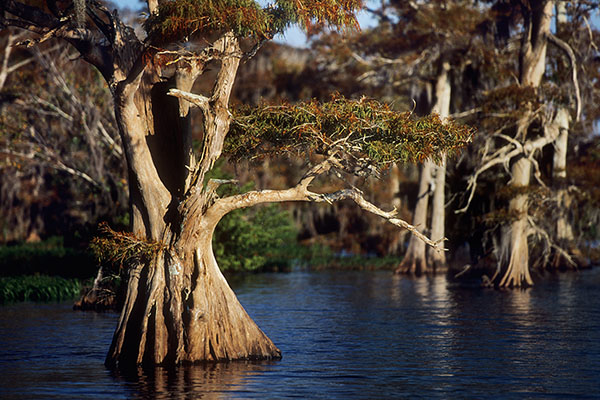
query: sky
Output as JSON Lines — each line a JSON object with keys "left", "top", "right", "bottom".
{"left": 113, "top": 0, "right": 377, "bottom": 48}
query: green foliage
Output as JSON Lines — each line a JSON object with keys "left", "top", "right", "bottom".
{"left": 89, "top": 223, "right": 165, "bottom": 270}
{"left": 144, "top": 0, "right": 361, "bottom": 43}
{"left": 0, "top": 275, "right": 82, "bottom": 303}
{"left": 214, "top": 204, "right": 298, "bottom": 272}
{"left": 228, "top": 94, "right": 474, "bottom": 165}
{"left": 205, "top": 160, "right": 299, "bottom": 272}
{"left": 0, "top": 238, "right": 96, "bottom": 278}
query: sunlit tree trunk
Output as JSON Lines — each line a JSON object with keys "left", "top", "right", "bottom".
{"left": 497, "top": 0, "right": 552, "bottom": 288}
{"left": 387, "top": 163, "right": 405, "bottom": 255}
{"left": 428, "top": 62, "right": 451, "bottom": 271}
{"left": 396, "top": 62, "right": 451, "bottom": 274}
{"left": 104, "top": 33, "right": 281, "bottom": 366}
{"left": 499, "top": 155, "right": 534, "bottom": 287}
{"left": 395, "top": 160, "right": 432, "bottom": 274}
{"left": 552, "top": 109, "right": 572, "bottom": 243}
{"left": 551, "top": 107, "right": 575, "bottom": 268}
{"left": 549, "top": 2, "right": 576, "bottom": 268}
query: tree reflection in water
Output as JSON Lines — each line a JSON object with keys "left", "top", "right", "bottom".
{"left": 111, "top": 360, "right": 276, "bottom": 398}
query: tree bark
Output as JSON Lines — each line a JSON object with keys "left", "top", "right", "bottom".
{"left": 428, "top": 154, "right": 447, "bottom": 271}
{"left": 549, "top": 3, "right": 577, "bottom": 269}
{"left": 106, "top": 228, "right": 281, "bottom": 366}
{"left": 551, "top": 107, "right": 576, "bottom": 268}
{"left": 103, "top": 32, "right": 283, "bottom": 367}
{"left": 499, "top": 155, "right": 534, "bottom": 287}
{"left": 387, "top": 163, "right": 405, "bottom": 255}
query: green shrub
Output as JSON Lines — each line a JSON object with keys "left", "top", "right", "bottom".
{"left": 0, "top": 275, "right": 82, "bottom": 303}
{"left": 214, "top": 204, "right": 299, "bottom": 272}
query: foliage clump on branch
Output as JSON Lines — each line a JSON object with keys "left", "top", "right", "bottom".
{"left": 90, "top": 222, "right": 165, "bottom": 269}
{"left": 228, "top": 95, "right": 474, "bottom": 165}
{"left": 145, "top": 0, "right": 362, "bottom": 43}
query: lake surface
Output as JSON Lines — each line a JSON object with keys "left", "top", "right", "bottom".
{"left": 1, "top": 268, "right": 599, "bottom": 399}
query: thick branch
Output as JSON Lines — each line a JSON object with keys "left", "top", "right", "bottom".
{"left": 208, "top": 157, "right": 444, "bottom": 251}
{"left": 168, "top": 88, "right": 210, "bottom": 114}
{"left": 456, "top": 119, "right": 561, "bottom": 214}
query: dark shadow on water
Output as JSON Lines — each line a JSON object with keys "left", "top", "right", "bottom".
{"left": 110, "top": 360, "right": 278, "bottom": 399}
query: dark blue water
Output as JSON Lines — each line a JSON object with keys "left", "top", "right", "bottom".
{"left": 1, "top": 268, "right": 599, "bottom": 399}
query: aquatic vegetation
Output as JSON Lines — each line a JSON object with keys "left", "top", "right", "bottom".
{"left": 0, "top": 275, "right": 82, "bottom": 303}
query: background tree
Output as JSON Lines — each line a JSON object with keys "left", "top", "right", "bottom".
{"left": 0, "top": 0, "right": 472, "bottom": 366}
{"left": 455, "top": 0, "right": 597, "bottom": 287}
{"left": 309, "top": 0, "right": 490, "bottom": 274}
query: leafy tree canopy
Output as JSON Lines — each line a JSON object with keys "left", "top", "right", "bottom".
{"left": 145, "top": 0, "right": 362, "bottom": 43}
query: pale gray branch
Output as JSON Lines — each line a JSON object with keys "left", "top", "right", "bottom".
{"left": 168, "top": 88, "right": 210, "bottom": 114}
{"left": 456, "top": 120, "right": 562, "bottom": 214}
{"left": 210, "top": 156, "right": 444, "bottom": 251}
{"left": 527, "top": 215, "right": 576, "bottom": 268}
{"left": 0, "top": 148, "right": 101, "bottom": 188}
{"left": 548, "top": 33, "right": 581, "bottom": 121}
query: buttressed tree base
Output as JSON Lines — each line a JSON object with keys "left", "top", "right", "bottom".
{"left": 0, "top": 0, "right": 472, "bottom": 366}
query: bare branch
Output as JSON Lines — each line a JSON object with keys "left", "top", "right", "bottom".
{"left": 0, "top": 148, "right": 101, "bottom": 189}
{"left": 98, "top": 122, "right": 123, "bottom": 157}
{"left": 548, "top": 33, "right": 582, "bottom": 121}
{"left": 209, "top": 156, "right": 444, "bottom": 251}
{"left": 527, "top": 215, "right": 577, "bottom": 268}
{"left": 456, "top": 114, "right": 563, "bottom": 214}
{"left": 449, "top": 107, "right": 481, "bottom": 120}
{"left": 168, "top": 88, "right": 210, "bottom": 114}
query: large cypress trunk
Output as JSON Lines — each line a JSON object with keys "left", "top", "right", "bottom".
{"left": 498, "top": 155, "right": 534, "bottom": 287}
{"left": 396, "top": 62, "right": 451, "bottom": 275}
{"left": 102, "top": 33, "right": 281, "bottom": 367}
{"left": 105, "top": 221, "right": 281, "bottom": 366}
{"left": 551, "top": 107, "right": 577, "bottom": 268}
{"left": 427, "top": 62, "right": 451, "bottom": 271}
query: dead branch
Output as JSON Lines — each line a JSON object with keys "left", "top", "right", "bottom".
{"left": 548, "top": 33, "right": 581, "bottom": 121}
{"left": 526, "top": 215, "right": 577, "bottom": 268}
{"left": 456, "top": 109, "right": 565, "bottom": 214}
{"left": 168, "top": 88, "right": 210, "bottom": 114}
